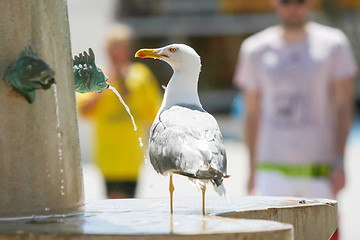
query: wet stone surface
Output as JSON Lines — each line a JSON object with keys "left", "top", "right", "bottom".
{"left": 0, "top": 197, "right": 301, "bottom": 236}
{"left": 0, "top": 196, "right": 337, "bottom": 238}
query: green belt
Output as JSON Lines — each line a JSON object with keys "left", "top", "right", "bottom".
{"left": 257, "top": 162, "right": 332, "bottom": 178}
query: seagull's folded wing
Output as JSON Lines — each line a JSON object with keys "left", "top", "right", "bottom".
{"left": 149, "top": 105, "right": 227, "bottom": 179}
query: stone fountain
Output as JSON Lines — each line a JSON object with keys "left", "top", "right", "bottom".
{"left": 0, "top": 0, "right": 83, "bottom": 218}
{"left": 0, "top": 1, "right": 337, "bottom": 240}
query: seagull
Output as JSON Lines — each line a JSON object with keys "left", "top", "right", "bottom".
{"left": 135, "top": 44, "right": 228, "bottom": 216}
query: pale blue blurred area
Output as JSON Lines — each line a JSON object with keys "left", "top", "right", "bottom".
{"left": 349, "top": 116, "right": 360, "bottom": 142}
{"left": 231, "top": 93, "right": 245, "bottom": 120}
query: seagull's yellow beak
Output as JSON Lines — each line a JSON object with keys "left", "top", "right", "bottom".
{"left": 135, "top": 49, "right": 169, "bottom": 59}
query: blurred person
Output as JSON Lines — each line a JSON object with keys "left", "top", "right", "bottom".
{"left": 234, "top": 1, "right": 357, "bottom": 238}
{"left": 77, "top": 24, "right": 162, "bottom": 198}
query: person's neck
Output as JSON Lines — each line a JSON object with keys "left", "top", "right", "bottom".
{"left": 280, "top": 23, "right": 308, "bottom": 44}
{"left": 110, "top": 62, "right": 130, "bottom": 79}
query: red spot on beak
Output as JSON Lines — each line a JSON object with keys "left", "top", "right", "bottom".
{"left": 137, "top": 53, "right": 147, "bottom": 58}
{"left": 161, "top": 54, "right": 169, "bottom": 58}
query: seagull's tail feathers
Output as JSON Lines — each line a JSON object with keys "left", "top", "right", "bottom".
{"left": 214, "top": 183, "right": 226, "bottom": 197}
{"left": 212, "top": 178, "right": 227, "bottom": 198}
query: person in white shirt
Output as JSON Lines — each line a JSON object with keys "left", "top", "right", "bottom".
{"left": 234, "top": 0, "right": 358, "bottom": 200}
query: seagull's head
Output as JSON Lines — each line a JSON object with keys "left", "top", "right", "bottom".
{"left": 135, "top": 44, "right": 201, "bottom": 72}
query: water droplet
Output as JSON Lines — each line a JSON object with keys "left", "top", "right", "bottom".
{"left": 54, "top": 85, "right": 65, "bottom": 163}
{"left": 60, "top": 169, "right": 64, "bottom": 173}
{"left": 139, "top": 137, "right": 144, "bottom": 147}
{"left": 61, "top": 179, "right": 64, "bottom": 183}
{"left": 60, "top": 192, "right": 65, "bottom": 196}
{"left": 61, "top": 185, "right": 64, "bottom": 189}
{"left": 45, "top": 208, "right": 50, "bottom": 212}
{"left": 47, "top": 174, "right": 51, "bottom": 178}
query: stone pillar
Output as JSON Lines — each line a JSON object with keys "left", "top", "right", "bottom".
{"left": 0, "top": 0, "right": 84, "bottom": 218}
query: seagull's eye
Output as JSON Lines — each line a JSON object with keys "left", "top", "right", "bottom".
{"left": 169, "top": 48, "right": 177, "bottom": 53}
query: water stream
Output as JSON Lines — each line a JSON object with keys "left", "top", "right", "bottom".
{"left": 108, "top": 85, "right": 137, "bottom": 131}
{"left": 108, "top": 85, "right": 145, "bottom": 155}
{"left": 53, "top": 84, "right": 66, "bottom": 197}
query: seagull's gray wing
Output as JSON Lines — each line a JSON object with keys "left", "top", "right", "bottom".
{"left": 149, "top": 105, "right": 227, "bottom": 182}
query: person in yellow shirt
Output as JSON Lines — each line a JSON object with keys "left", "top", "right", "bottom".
{"left": 77, "top": 24, "right": 161, "bottom": 198}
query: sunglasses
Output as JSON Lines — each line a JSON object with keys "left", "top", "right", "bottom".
{"left": 279, "top": 0, "right": 307, "bottom": 4}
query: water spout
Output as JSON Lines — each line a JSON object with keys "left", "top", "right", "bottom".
{"left": 4, "top": 44, "right": 55, "bottom": 103}
{"left": 73, "top": 48, "right": 109, "bottom": 93}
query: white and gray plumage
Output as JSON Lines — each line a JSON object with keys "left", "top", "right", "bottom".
{"left": 135, "top": 44, "right": 228, "bottom": 215}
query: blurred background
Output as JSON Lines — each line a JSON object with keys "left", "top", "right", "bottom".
{"left": 68, "top": 0, "right": 359, "bottom": 239}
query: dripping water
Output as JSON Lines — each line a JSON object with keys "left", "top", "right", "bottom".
{"left": 53, "top": 84, "right": 66, "bottom": 196}
{"left": 108, "top": 85, "right": 137, "bottom": 131}
{"left": 108, "top": 85, "right": 147, "bottom": 164}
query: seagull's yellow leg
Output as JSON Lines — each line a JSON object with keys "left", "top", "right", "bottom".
{"left": 169, "top": 174, "right": 175, "bottom": 215}
{"left": 201, "top": 185, "right": 206, "bottom": 216}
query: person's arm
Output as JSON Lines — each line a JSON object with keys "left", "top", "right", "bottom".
{"left": 77, "top": 92, "right": 103, "bottom": 117}
{"left": 244, "top": 90, "right": 261, "bottom": 195}
{"left": 330, "top": 76, "right": 355, "bottom": 196}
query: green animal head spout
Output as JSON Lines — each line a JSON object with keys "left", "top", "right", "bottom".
{"left": 5, "top": 44, "right": 55, "bottom": 103}
{"left": 73, "top": 48, "right": 109, "bottom": 94}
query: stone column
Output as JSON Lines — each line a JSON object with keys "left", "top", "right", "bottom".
{"left": 0, "top": 0, "right": 84, "bottom": 218}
